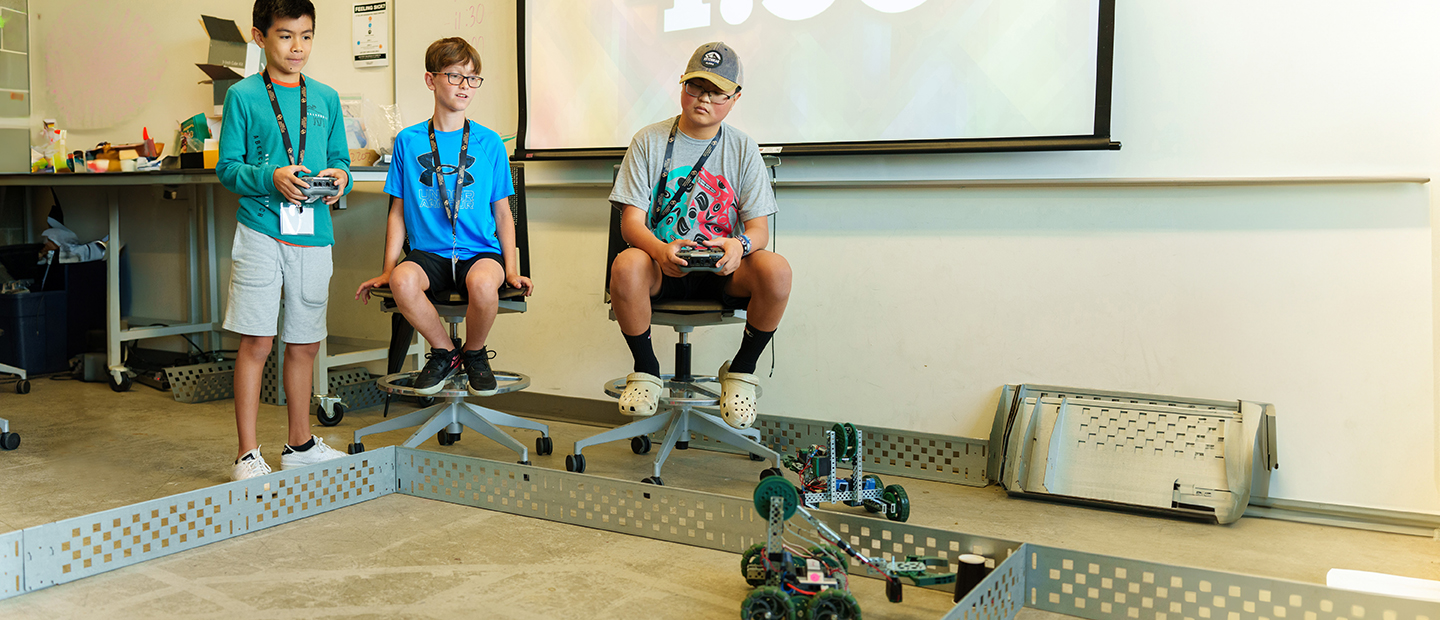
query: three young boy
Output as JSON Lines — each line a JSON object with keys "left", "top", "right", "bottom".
{"left": 220, "top": 0, "right": 781, "bottom": 479}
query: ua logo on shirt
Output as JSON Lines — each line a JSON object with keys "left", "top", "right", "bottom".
{"left": 416, "top": 151, "right": 477, "bottom": 211}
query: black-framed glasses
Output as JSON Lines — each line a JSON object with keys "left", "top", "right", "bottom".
{"left": 433, "top": 72, "right": 483, "bottom": 88}
{"left": 683, "top": 80, "right": 738, "bottom": 103}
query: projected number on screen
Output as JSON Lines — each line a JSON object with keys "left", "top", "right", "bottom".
{"left": 666, "top": 0, "right": 930, "bottom": 31}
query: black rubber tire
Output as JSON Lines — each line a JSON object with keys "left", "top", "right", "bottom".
{"left": 437, "top": 432, "right": 454, "bottom": 446}
{"left": 108, "top": 373, "right": 132, "bottom": 392}
{"left": 641, "top": 476, "right": 664, "bottom": 486}
{"left": 348, "top": 443, "right": 365, "bottom": 455}
{"left": 630, "top": 435, "right": 652, "bottom": 454}
{"left": 16, "top": 380, "right": 30, "bottom": 394}
{"left": 759, "top": 467, "right": 783, "bottom": 481}
{"left": 741, "top": 586, "right": 794, "bottom": 620}
{"left": 536, "top": 436, "right": 554, "bottom": 456}
{"left": 416, "top": 396, "right": 436, "bottom": 408}
{"left": 565, "top": 454, "right": 586, "bottom": 473}
{"left": 675, "top": 440, "right": 689, "bottom": 450}
{"left": 0, "top": 432, "right": 18, "bottom": 451}
{"left": 317, "top": 403, "right": 344, "bottom": 427}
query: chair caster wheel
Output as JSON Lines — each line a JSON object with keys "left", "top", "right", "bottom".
{"left": 565, "top": 454, "right": 586, "bottom": 473}
{"left": 518, "top": 460, "right": 531, "bottom": 466}
{"left": 675, "top": 440, "right": 689, "bottom": 450}
{"left": 108, "top": 373, "right": 133, "bottom": 392}
{"left": 536, "top": 436, "right": 554, "bottom": 456}
{"left": 759, "top": 467, "right": 783, "bottom": 481}
{"left": 0, "top": 432, "right": 19, "bottom": 450}
{"left": 348, "top": 443, "right": 365, "bottom": 455}
{"left": 749, "top": 452, "right": 765, "bottom": 461}
{"left": 438, "top": 431, "right": 460, "bottom": 446}
{"left": 317, "top": 403, "right": 345, "bottom": 427}
{"left": 631, "top": 435, "right": 652, "bottom": 454}
{"left": 641, "top": 476, "right": 663, "bottom": 486}
{"left": 16, "top": 380, "right": 30, "bottom": 394}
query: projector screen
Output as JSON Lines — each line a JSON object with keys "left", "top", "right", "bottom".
{"left": 517, "top": 0, "right": 1116, "bottom": 159}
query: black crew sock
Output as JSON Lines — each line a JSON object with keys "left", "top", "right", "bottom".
{"left": 624, "top": 328, "right": 661, "bottom": 376}
{"left": 288, "top": 437, "right": 316, "bottom": 452}
{"left": 728, "top": 324, "right": 775, "bottom": 375}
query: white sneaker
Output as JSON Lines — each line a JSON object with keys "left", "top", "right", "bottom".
{"left": 231, "top": 447, "right": 273, "bottom": 481}
{"left": 280, "top": 436, "right": 347, "bottom": 470}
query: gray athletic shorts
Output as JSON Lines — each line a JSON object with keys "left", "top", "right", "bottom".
{"left": 222, "top": 223, "right": 332, "bottom": 344}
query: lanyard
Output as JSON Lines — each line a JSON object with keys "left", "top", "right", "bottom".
{"left": 261, "top": 72, "right": 306, "bottom": 168}
{"left": 427, "top": 119, "right": 471, "bottom": 278}
{"left": 650, "top": 118, "right": 722, "bottom": 231}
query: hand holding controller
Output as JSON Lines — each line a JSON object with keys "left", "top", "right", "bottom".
{"left": 677, "top": 245, "right": 726, "bottom": 273}
{"left": 300, "top": 176, "right": 340, "bottom": 203}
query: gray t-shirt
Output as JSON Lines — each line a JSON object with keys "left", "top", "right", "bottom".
{"left": 609, "top": 117, "right": 777, "bottom": 244}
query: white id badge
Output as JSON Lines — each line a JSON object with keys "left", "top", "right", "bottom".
{"left": 279, "top": 203, "right": 316, "bottom": 236}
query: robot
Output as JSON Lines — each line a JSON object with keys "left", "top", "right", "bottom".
{"left": 740, "top": 476, "right": 954, "bottom": 619}
{"left": 766, "top": 423, "right": 909, "bottom": 522}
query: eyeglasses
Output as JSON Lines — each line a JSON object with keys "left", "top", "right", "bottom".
{"left": 683, "top": 80, "right": 738, "bottom": 104}
{"left": 433, "top": 72, "right": 484, "bottom": 88}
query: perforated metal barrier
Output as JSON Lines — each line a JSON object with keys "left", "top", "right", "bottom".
{"left": 5, "top": 451, "right": 392, "bottom": 596}
{"left": 395, "top": 447, "right": 1019, "bottom": 591}
{"left": 1024, "top": 545, "right": 1436, "bottom": 620}
{"left": 668, "top": 413, "right": 992, "bottom": 487}
{"left": 946, "top": 545, "right": 1028, "bottom": 620}
{"left": 165, "top": 359, "right": 236, "bottom": 403}
{"left": 0, "top": 448, "right": 1431, "bottom": 620}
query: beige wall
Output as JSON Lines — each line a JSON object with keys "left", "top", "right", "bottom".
{"left": 16, "top": 1, "right": 1440, "bottom": 515}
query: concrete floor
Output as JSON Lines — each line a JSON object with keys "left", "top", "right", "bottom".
{"left": 0, "top": 377, "right": 1436, "bottom": 619}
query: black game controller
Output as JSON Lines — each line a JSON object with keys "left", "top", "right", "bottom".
{"left": 677, "top": 245, "right": 726, "bottom": 273}
{"left": 301, "top": 176, "right": 340, "bottom": 203}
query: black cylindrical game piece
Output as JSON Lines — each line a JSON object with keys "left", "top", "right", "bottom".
{"left": 954, "top": 554, "right": 989, "bottom": 603}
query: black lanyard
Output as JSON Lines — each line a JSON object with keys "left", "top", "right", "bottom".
{"left": 261, "top": 72, "right": 306, "bottom": 168}
{"left": 427, "top": 119, "right": 471, "bottom": 277}
{"left": 650, "top": 118, "right": 722, "bottom": 230}
{"left": 427, "top": 119, "right": 471, "bottom": 233}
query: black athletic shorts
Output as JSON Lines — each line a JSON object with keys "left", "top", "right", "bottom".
{"left": 401, "top": 250, "right": 503, "bottom": 300}
{"left": 655, "top": 272, "right": 750, "bottom": 310}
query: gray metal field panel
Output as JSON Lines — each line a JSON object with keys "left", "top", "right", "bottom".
{"left": 988, "top": 385, "right": 1278, "bottom": 524}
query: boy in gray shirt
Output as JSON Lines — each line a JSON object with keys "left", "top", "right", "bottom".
{"left": 608, "top": 42, "right": 792, "bottom": 430}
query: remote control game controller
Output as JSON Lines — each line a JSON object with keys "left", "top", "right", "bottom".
{"left": 677, "top": 245, "right": 726, "bottom": 273}
{"left": 300, "top": 176, "right": 340, "bottom": 203}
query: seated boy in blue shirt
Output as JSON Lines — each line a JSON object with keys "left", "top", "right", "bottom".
{"left": 218, "top": 0, "right": 353, "bottom": 481}
{"left": 356, "top": 37, "right": 533, "bottom": 397}
{"left": 609, "top": 42, "right": 792, "bottom": 430}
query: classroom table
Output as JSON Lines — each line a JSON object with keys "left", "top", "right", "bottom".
{"left": 0, "top": 167, "right": 411, "bottom": 420}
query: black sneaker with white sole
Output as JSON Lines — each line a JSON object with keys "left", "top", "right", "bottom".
{"left": 462, "top": 347, "right": 498, "bottom": 396}
{"left": 413, "top": 348, "right": 461, "bottom": 395}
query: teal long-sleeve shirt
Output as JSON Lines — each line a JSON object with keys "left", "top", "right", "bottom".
{"left": 217, "top": 73, "right": 353, "bottom": 246}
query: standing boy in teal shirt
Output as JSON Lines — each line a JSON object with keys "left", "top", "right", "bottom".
{"left": 217, "top": 0, "right": 353, "bottom": 481}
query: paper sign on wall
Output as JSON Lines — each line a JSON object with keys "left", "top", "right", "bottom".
{"left": 353, "top": 2, "right": 389, "bottom": 68}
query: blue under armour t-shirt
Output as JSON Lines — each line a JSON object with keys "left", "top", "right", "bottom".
{"left": 384, "top": 119, "right": 513, "bottom": 260}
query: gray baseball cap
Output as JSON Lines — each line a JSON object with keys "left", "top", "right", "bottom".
{"left": 680, "top": 42, "right": 743, "bottom": 92}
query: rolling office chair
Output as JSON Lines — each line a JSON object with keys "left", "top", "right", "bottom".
{"left": 346, "top": 164, "right": 553, "bottom": 463}
{"left": 564, "top": 162, "right": 783, "bottom": 485}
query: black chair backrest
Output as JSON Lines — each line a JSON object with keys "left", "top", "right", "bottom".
{"left": 509, "top": 163, "right": 531, "bottom": 279}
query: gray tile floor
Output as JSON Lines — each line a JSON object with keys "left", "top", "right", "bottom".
{"left": 0, "top": 377, "right": 1434, "bottom": 618}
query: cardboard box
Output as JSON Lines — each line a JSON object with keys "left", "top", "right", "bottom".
{"left": 196, "top": 15, "right": 262, "bottom": 111}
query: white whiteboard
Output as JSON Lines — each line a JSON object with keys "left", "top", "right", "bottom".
{"left": 393, "top": 0, "right": 519, "bottom": 154}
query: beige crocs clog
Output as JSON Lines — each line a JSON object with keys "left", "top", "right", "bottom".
{"left": 718, "top": 361, "right": 760, "bottom": 429}
{"left": 618, "top": 372, "right": 663, "bottom": 417}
